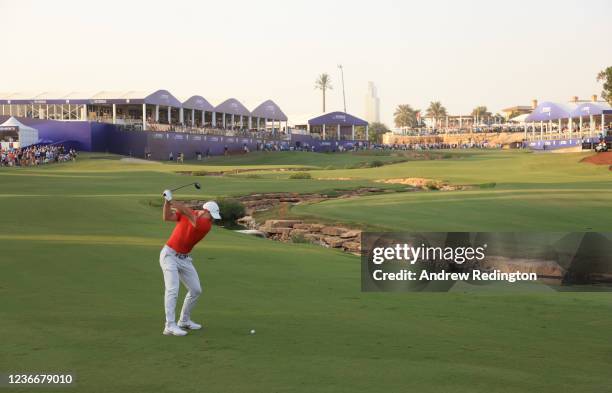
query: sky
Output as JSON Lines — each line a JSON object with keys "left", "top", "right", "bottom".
{"left": 1, "top": 0, "right": 611, "bottom": 126}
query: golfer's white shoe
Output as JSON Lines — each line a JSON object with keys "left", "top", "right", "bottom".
{"left": 163, "top": 324, "right": 188, "bottom": 336}
{"left": 178, "top": 320, "right": 202, "bottom": 330}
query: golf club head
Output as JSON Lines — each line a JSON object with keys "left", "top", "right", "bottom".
{"left": 194, "top": 182, "right": 201, "bottom": 190}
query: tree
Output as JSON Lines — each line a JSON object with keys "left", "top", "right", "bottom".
{"left": 314, "top": 73, "right": 333, "bottom": 112}
{"left": 425, "top": 101, "right": 447, "bottom": 129}
{"left": 393, "top": 104, "right": 418, "bottom": 129}
{"left": 368, "top": 122, "right": 390, "bottom": 143}
{"left": 493, "top": 113, "right": 505, "bottom": 124}
{"left": 471, "top": 106, "right": 491, "bottom": 124}
{"left": 597, "top": 67, "right": 612, "bottom": 105}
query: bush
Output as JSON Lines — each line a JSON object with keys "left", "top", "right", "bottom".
{"left": 289, "top": 172, "right": 312, "bottom": 179}
{"left": 424, "top": 181, "right": 440, "bottom": 190}
{"left": 216, "top": 199, "right": 246, "bottom": 227}
{"left": 479, "top": 182, "right": 497, "bottom": 189}
{"left": 369, "top": 160, "right": 384, "bottom": 168}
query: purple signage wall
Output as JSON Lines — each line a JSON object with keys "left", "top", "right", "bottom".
{"left": 1, "top": 116, "right": 369, "bottom": 157}
{"left": 0, "top": 116, "right": 94, "bottom": 150}
{"left": 524, "top": 137, "right": 599, "bottom": 150}
{"left": 289, "top": 133, "right": 368, "bottom": 152}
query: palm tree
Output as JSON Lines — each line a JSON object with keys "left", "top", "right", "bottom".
{"left": 393, "top": 104, "right": 418, "bottom": 130}
{"left": 425, "top": 101, "right": 447, "bottom": 129}
{"left": 314, "top": 73, "right": 333, "bottom": 112}
{"left": 471, "top": 106, "right": 491, "bottom": 125}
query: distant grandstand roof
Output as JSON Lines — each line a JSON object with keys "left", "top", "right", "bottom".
{"left": 0, "top": 89, "right": 183, "bottom": 106}
{"left": 215, "top": 98, "right": 251, "bottom": 117}
{"left": 182, "top": 95, "right": 215, "bottom": 111}
{"left": 308, "top": 111, "right": 368, "bottom": 126}
{"left": 0, "top": 91, "right": 288, "bottom": 119}
{"left": 90, "top": 90, "right": 182, "bottom": 106}
{"left": 251, "top": 100, "right": 288, "bottom": 121}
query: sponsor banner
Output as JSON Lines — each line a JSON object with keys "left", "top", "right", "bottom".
{"left": 361, "top": 232, "right": 612, "bottom": 292}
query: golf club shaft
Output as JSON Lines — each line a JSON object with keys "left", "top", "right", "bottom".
{"left": 171, "top": 182, "right": 196, "bottom": 192}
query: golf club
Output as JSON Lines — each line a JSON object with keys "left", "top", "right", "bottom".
{"left": 170, "top": 182, "right": 201, "bottom": 192}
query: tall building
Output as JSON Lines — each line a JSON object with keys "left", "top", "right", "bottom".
{"left": 364, "top": 81, "right": 380, "bottom": 123}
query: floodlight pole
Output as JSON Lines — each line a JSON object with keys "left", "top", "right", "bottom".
{"left": 338, "top": 64, "right": 346, "bottom": 113}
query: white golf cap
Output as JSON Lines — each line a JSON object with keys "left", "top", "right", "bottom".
{"left": 202, "top": 201, "right": 221, "bottom": 219}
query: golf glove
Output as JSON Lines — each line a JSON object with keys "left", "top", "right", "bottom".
{"left": 162, "top": 189, "right": 173, "bottom": 202}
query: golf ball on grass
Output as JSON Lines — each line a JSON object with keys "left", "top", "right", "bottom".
{"left": 250, "top": 329, "right": 256, "bottom": 335}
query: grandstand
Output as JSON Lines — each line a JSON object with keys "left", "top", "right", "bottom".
{"left": 0, "top": 90, "right": 289, "bottom": 134}
{"left": 522, "top": 96, "right": 611, "bottom": 140}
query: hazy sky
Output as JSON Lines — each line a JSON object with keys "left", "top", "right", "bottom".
{"left": 1, "top": 0, "right": 611, "bottom": 126}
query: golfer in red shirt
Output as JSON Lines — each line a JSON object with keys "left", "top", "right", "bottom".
{"left": 159, "top": 189, "right": 221, "bottom": 336}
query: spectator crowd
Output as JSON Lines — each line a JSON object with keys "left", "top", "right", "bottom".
{"left": 372, "top": 141, "right": 503, "bottom": 150}
{"left": 0, "top": 145, "right": 77, "bottom": 167}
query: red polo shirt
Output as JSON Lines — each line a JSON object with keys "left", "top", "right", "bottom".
{"left": 166, "top": 210, "right": 212, "bottom": 254}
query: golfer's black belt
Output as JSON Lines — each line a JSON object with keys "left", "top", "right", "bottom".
{"left": 164, "top": 246, "right": 190, "bottom": 259}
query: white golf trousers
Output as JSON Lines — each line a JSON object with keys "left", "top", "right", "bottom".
{"left": 159, "top": 245, "right": 202, "bottom": 325}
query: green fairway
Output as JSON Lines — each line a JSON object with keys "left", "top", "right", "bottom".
{"left": 1, "top": 151, "right": 611, "bottom": 393}
{"left": 292, "top": 150, "right": 612, "bottom": 231}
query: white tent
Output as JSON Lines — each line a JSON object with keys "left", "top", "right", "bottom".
{"left": 0, "top": 117, "right": 39, "bottom": 148}
{"left": 509, "top": 113, "right": 529, "bottom": 123}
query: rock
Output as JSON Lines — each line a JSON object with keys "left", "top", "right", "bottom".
{"left": 264, "top": 220, "right": 303, "bottom": 229}
{"left": 483, "top": 257, "right": 564, "bottom": 278}
{"left": 237, "top": 215, "right": 255, "bottom": 224}
{"left": 262, "top": 227, "right": 292, "bottom": 235}
{"left": 304, "top": 233, "right": 324, "bottom": 241}
{"left": 340, "top": 230, "right": 361, "bottom": 239}
{"left": 321, "top": 226, "right": 347, "bottom": 236}
{"left": 309, "top": 224, "right": 325, "bottom": 232}
{"left": 289, "top": 229, "right": 309, "bottom": 237}
{"left": 324, "top": 236, "right": 345, "bottom": 248}
{"left": 293, "top": 223, "right": 312, "bottom": 230}
{"left": 342, "top": 241, "right": 361, "bottom": 253}
{"left": 279, "top": 197, "right": 300, "bottom": 203}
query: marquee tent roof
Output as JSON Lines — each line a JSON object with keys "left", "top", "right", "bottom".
{"left": 250, "top": 100, "right": 288, "bottom": 121}
{"left": 1, "top": 116, "right": 39, "bottom": 147}
{"left": 90, "top": 90, "right": 182, "bottom": 106}
{"left": 214, "top": 98, "right": 251, "bottom": 117}
{"left": 509, "top": 113, "right": 529, "bottom": 122}
{"left": 182, "top": 95, "right": 215, "bottom": 111}
{"left": 0, "top": 116, "right": 38, "bottom": 132}
{"left": 308, "top": 111, "right": 368, "bottom": 126}
{"left": 570, "top": 102, "right": 612, "bottom": 117}
{"left": 525, "top": 101, "right": 576, "bottom": 122}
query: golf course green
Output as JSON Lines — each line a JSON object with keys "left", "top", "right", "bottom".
{"left": 1, "top": 150, "right": 611, "bottom": 393}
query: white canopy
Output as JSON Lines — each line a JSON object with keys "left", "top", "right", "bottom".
{"left": 1, "top": 117, "right": 39, "bottom": 147}
{"left": 509, "top": 114, "right": 529, "bottom": 123}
